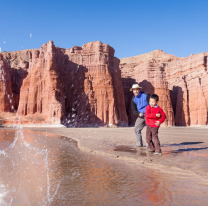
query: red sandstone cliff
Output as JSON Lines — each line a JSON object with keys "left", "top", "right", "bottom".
{"left": 1, "top": 41, "right": 128, "bottom": 126}
{"left": 120, "top": 50, "right": 208, "bottom": 126}
{"left": 1, "top": 42, "right": 208, "bottom": 127}
{"left": 166, "top": 53, "right": 208, "bottom": 126}
{"left": 0, "top": 54, "right": 14, "bottom": 112}
{"left": 55, "top": 41, "right": 128, "bottom": 126}
{"left": 2, "top": 49, "right": 33, "bottom": 111}
{"left": 17, "top": 41, "right": 65, "bottom": 123}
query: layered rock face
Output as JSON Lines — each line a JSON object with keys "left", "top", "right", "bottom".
{"left": 0, "top": 54, "right": 14, "bottom": 112}
{"left": 17, "top": 41, "right": 65, "bottom": 123}
{"left": 120, "top": 50, "right": 208, "bottom": 126}
{"left": 120, "top": 50, "right": 177, "bottom": 126}
{"left": 2, "top": 50, "right": 32, "bottom": 111}
{"left": 2, "top": 42, "right": 208, "bottom": 126}
{"left": 55, "top": 41, "right": 128, "bottom": 126}
{"left": 1, "top": 41, "right": 128, "bottom": 126}
{"left": 166, "top": 53, "right": 208, "bottom": 126}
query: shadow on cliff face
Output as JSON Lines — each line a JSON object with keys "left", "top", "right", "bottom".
{"left": 139, "top": 80, "right": 155, "bottom": 95}
{"left": 170, "top": 86, "right": 190, "bottom": 126}
{"left": 121, "top": 78, "right": 154, "bottom": 126}
{"left": 121, "top": 77, "right": 137, "bottom": 126}
{"left": 56, "top": 53, "right": 103, "bottom": 127}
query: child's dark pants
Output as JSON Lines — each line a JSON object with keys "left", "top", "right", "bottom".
{"left": 146, "top": 125, "right": 161, "bottom": 153}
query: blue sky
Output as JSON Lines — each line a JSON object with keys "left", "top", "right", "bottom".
{"left": 0, "top": 0, "right": 208, "bottom": 58}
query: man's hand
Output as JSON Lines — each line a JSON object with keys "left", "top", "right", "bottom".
{"left": 156, "top": 113, "right": 160, "bottom": 118}
{"left": 155, "top": 121, "right": 160, "bottom": 126}
{"left": 139, "top": 113, "right": 143, "bottom": 117}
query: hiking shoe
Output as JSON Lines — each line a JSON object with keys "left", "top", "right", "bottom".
{"left": 148, "top": 149, "right": 155, "bottom": 152}
{"left": 154, "top": 152, "right": 162, "bottom": 155}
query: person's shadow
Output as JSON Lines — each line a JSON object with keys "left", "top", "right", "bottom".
{"left": 162, "top": 142, "right": 204, "bottom": 147}
{"left": 162, "top": 141, "right": 208, "bottom": 154}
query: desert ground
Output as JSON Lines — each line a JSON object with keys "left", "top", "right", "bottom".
{"left": 19, "top": 126, "right": 208, "bottom": 182}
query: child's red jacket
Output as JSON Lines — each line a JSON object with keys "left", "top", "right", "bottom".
{"left": 145, "top": 105, "right": 166, "bottom": 128}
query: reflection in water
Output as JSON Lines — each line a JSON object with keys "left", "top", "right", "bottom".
{"left": 0, "top": 129, "right": 208, "bottom": 205}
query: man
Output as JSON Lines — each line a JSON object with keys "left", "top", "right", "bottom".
{"left": 130, "top": 84, "right": 150, "bottom": 147}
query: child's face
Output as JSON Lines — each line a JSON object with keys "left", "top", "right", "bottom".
{"left": 149, "top": 98, "right": 157, "bottom": 107}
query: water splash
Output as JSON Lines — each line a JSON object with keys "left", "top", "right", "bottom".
{"left": 0, "top": 68, "right": 60, "bottom": 205}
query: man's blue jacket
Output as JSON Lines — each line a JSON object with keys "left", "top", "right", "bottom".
{"left": 131, "top": 91, "right": 150, "bottom": 118}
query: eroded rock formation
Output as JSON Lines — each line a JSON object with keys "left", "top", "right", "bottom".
{"left": 120, "top": 50, "right": 208, "bottom": 126}
{"left": 17, "top": 41, "right": 65, "bottom": 123}
{"left": 0, "top": 54, "right": 14, "bottom": 112}
{"left": 0, "top": 41, "right": 128, "bottom": 126}
{"left": 166, "top": 53, "right": 208, "bottom": 126}
{"left": 54, "top": 41, "right": 128, "bottom": 126}
{"left": 2, "top": 50, "right": 32, "bottom": 111}
{"left": 1, "top": 42, "right": 208, "bottom": 126}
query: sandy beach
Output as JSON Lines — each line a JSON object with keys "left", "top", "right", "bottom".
{"left": 18, "top": 126, "right": 208, "bottom": 182}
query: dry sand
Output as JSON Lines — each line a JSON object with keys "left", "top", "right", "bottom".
{"left": 19, "top": 126, "right": 208, "bottom": 182}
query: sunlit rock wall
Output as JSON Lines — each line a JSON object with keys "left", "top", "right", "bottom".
{"left": 3, "top": 42, "right": 207, "bottom": 126}
{"left": 1, "top": 41, "right": 128, "bottom": 126}
{"left": 120, "top": 50, "right": 176, "bottom": 126}
{"left": 166, "top": 53, "right": 208, "bottom": 126}
{"left": 120, "top": 50, "right": 208, "bottom": 126}
{"left": 55, "top": 41, "right": 128, "bottom": 126}
{"left": 17, "top": 41, "right": 65, "bottom": 124}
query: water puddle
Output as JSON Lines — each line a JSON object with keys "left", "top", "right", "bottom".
{"left": 0, "top": 129, "right": 208, "bottom": 205}
{"left": 107, "top": 142, "right": 208, "bottom": 162}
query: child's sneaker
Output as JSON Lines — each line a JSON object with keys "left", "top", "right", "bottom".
{"left": 148, "top": 149, "right": 155, "bottom": 152}
{"left": 154, "top": 152, "right": 162, "bottom": 155}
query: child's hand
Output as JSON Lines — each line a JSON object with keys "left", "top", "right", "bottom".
{"left": 139, "top": 113, "right": 143, "bottom": 117}
{"left": 155, "top": 121, "right": 160, "bottom": 126}
{"left": 156, "top": 113, "right": 160, "bottom": 118}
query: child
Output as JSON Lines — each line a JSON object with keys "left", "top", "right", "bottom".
{"left": 145, "top": 94, "right": 166, "bottom": 155}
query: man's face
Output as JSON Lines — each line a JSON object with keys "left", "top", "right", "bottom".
{"left": 133, "top": 88, "right": 140, "bottom": 96}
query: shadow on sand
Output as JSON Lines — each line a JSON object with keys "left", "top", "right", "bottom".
{"left": 169, "top": 147, "right": 208, "bottom": 153}
{"left": 162, "top": 142, "right": 204, "bottom": 147}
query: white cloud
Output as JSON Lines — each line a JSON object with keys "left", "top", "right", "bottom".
{"left": 30, "top": 34, "right": 32, "bottom": 38}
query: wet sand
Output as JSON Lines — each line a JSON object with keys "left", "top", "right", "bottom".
{"left": 12, "top": 126, "right": 208, "bottom": 181}
{"left": 2, "top": 128, "right": 208, "bottom": 205}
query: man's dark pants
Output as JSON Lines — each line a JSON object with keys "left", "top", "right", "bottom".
{"left": 146, "top": 125, "right": 161, "bottom": 153}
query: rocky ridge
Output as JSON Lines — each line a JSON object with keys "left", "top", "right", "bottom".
{"left": 120, "top": 50, "right": 208, "bottom": 126}
{"left": 0, "top": 41, "right": 128, "bottom": 126}
{"left": 1, "top": 42, "right": 208, "bottom": 126}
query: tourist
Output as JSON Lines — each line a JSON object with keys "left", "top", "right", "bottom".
{"left": 131, "top": 84, "right": 150, "bottom": 147}
{"left": 145, "top": 94, "right": 166, "bottom": 155}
